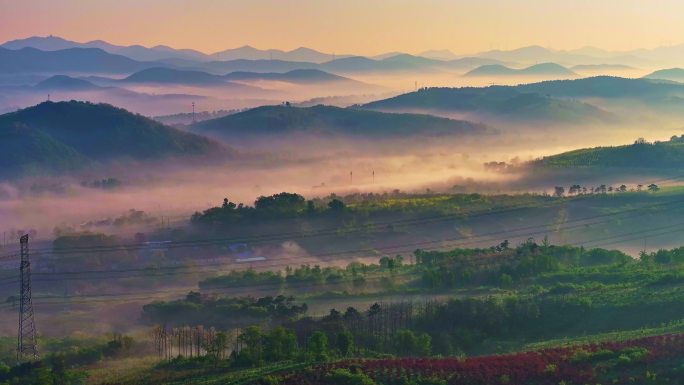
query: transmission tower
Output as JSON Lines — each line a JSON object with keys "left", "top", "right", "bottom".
{"left": 17, "top": 234, "right": 39, "bottom": 361}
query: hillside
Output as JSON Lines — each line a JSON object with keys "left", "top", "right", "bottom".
{"left": 34, "top": 75, "right": 101, "bottom": 90}
{"left": 572, "top": 64, "right": 635, "bottom": 71}
{"left": 516, "top": 76, "right": 684, "bottom": 99}
{"left": 0, "top": 101, "right": 226, "bottom": 177}
{"left": 362, "top": 86, "right": 611, "bottom": 123}
{"left": 465, "top": 62, "right": 576, "bottom": 77}
{"left": 191, "top": 104, "right": 492, "bottom": 138}
{"left": 122, "top": 67, "right": 224, "bottom": 85}
{"left": 223, "top": 69, "right": 359, "bottom": 84}
{"left": 643, "top": 68, "right": 684, "bottom": 83}
{"left": 535, "top": 135, "right": 684, "bottom": 168}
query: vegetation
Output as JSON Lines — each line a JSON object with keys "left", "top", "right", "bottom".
{"left": 274, "top": 334, "right": 684, "bottom": 385}
{"left": 536, "top": 134, "right": 684, "bottom": 168}
{"left": 142, "top": 294, "right": 308, "bottom": 328}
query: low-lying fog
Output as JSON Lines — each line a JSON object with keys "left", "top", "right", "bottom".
{"left": 1, "top": 119, "right": 682, "bottom": 240}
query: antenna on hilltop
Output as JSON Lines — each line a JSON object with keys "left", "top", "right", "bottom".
{"left": 192, "top": 102, "right": 196, "bottom": 123}
{"left": 17, "top": 234, "right": 39, "bottom": 362}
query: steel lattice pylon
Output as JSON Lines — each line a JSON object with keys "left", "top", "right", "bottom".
{"left": 17, "top": 234, "right": 39, "bottom": 361}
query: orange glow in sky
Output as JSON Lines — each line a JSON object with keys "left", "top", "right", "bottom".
{"left": 1, "top": 0, "right": 683, "bottom": 54}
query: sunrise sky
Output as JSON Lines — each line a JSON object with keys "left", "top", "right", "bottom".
{"left": 2, "top": 0, "right": 683, "bottom": 55}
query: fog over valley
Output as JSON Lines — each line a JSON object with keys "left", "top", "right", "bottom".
{"left": 5, "top": 5, "right": 684, "bottom": 383}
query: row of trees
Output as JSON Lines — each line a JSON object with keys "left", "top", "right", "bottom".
{"left": 191, "top": 192, "right": 348, "bottom": 225}
{"left": 553, "top": 183, "right": 659, "bottom": 197}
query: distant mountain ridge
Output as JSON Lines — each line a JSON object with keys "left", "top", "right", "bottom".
{"left": 8, "top": 36, "right": 684, "bottom": 70}
{"left": 0, "top": 46, "right": 155, "bottom": 74}
{"left": 1, "top": 35, "right": 212, "bottom": 62}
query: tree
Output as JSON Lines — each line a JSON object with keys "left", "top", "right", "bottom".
{"left": 206, "top": 332, "right": 228, "bottom": 367}
{"left": 395, "top": 329, "right": 432, "bottom": 356}
{"left": 325, "top": 368, "right": 376, "bottom": 385}
{"left": 222, "top": 197, "right": 237, "bottom": 210}
{"left": 553, "top": 186, "right": 565, "bottom": 197}
{"left": 648, "top": 183, "right": 660, "bottom": 192}
{"left": 327, "top": 199, "right": 346, "bottom": 212}
{"left": 416, "top": 333, "right": 432, "bottom": 357}
{"left": 306, "top": 200, "right": 316, "bottom": 213}
{"left": 307, "top": 331, "right": 329, "bottom": 361}
{"left": 264, "top": 327, "right": 298, "bottom": 362}
{"left": 254, "top": 192, "right": 306, "bottom": 213}
{"left": 336, "top": 330, "right": 354, "bottom": 356}
{"left": 236, "top": 326, "right": 264, "bottom": 366}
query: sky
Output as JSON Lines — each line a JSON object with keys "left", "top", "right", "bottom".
{"left": 1, "top": 0, "right": 683, "bottom": 55}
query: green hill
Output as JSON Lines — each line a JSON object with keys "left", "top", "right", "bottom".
{"left": 0, "top": 123, "right": 87, "bottom": 175}
{"left": 0, "top": 101, "right": 226, "bottom": 177}
{"left": 191, "top": 104, "right": 492, "bottom": 138}
{"left": 535, "top": 135, "right": 684, "bottom": 168}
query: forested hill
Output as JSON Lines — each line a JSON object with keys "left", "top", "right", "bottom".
{"left": 361, "top": 85, "right": 612, "bottom": 124}
{"left": 0, "top": 101, "right": 227, "bottom": 178}
{"left": 191, "top": 104, "right": 493, "bottom": 138}
{"left": 534, "top": 135, "right": 684, "bottom": 168}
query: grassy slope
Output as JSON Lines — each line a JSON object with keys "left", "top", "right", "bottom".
{"left": 535, "top": 136, "right": 684, "bottom": 168}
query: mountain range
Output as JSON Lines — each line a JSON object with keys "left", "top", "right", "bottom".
{"left": 0, "top": 36, "right": 350, "bottom": 64}
{"left": 8, "top": 35, "right": 684, "bottom": 73}
{"left": 0, "top": 47, "right": 151, "bottom": 74}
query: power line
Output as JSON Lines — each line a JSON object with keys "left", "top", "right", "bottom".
{"left": 17, "top": 235, "right": 39, "bottom": 361}
{"left": 1, "top": 193, "right": 682, "bottom": 286}
{"left": 3, "top": 192, "right": 682, "bottom": 260}
{"left": 3, "top": 214, "right": 684, "bottom": 311}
